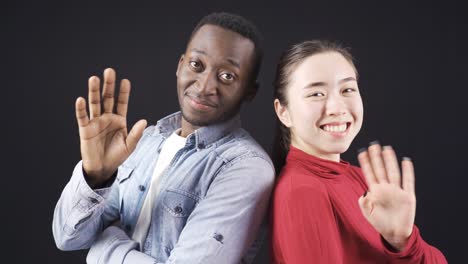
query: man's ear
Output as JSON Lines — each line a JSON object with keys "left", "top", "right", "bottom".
{"left": 244, "top": 80, "right": 259, "bottom": 102}
{"left": 274, "top": 98, "right": 292, "bottom": 128}
{"left": 176, "top": 54, "right": 184, "bottom": 77}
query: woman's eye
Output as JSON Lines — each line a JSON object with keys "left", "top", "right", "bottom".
{"left": 220, "top": 73, "right": 235, "bottom": 81}
{"left": 343, "top": 88, "right": 356, "bottom": 93}
{"left": 307, "top": 92, "right": 325, "bottom": 97}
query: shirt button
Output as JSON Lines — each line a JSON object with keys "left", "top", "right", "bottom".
{"left": 165, "top": 247, "right": 171, "bottom": 254}
{"left": 138, "top": 185, "right": 146, "bottom": 191}
{"left": 197, "top": 143, "right": 205, "bottom": 149}
{"left": 174, "top": 206, "right": 183, "bottom": 214}
{"left": 213, "top": 233, "right": 224, "bottom": 243}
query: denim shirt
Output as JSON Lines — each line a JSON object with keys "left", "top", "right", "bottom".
{"left": 52, "top": 112, "right": 275, "bottom": 264}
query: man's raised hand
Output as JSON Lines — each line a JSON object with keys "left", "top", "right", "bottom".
{"left": 75, "top": 68, "right": 147, "bottom": 188}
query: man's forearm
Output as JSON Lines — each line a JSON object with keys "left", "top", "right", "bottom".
{"left": 87, "top": 226, "right": 161, "bottom": 264}
{"left": 52, "top": 161, "right": 117, "bottom": 250}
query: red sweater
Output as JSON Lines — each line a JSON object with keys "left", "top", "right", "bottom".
{"left": 271, "top": 146, "right": 447, "bottom": 264}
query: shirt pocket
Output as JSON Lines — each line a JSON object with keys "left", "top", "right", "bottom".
{"left": 160, "top": 189, "right": 200, "bottom": 250}
{"left": 162, "top": 189, "right": 199, "bottom": 218}
{"left": 117, "top": 165, "right": 136, "bottom": 229}
{"left": 117, "top": 164, "right": 136, "bottom": 214}
{"left": 117, "top": 164, "right": 135, "bottom": 184}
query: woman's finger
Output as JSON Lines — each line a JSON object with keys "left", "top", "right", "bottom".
{"left": 358, "top": 149, "right": 377, "bottom": 188}
{"left": 382, "top": 145, "right": 401, "bottom": 187}
{"left": 402, "top": 157, "right": 415, "bottom": 195}
{"left": 368, "top": 142, "right": 388, "bottom": 183}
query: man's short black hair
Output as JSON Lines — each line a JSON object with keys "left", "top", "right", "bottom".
{"left": 189, "top": 12, "right": 263, "bottom": 85}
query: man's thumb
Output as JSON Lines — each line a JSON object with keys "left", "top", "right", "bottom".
{"left": 126, "top": 119, "right": 147, "bottom": 152}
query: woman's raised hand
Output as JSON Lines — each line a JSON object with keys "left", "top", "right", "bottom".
{"left": 357, "top": 142, "right": 416, "bottom": 251}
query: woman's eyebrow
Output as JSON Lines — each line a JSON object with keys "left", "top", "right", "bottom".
{"left": 303, "top": 82, "right": 326, "bottom": 89}
{"left": 303, "top": 77, "right": 357, "bottom": 89}
{"left": 339, "top": 77, "right": 357, "bottom": 83}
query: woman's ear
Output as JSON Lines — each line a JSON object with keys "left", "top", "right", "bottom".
{"left": 274, "top": 98, "right": 292, "bottom": 128}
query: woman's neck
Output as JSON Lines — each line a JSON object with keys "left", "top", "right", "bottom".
{"left": 290, "top": 141, "right": 341, "bottom": 162}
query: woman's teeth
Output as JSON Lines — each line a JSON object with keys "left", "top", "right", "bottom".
{"left": 322, "top": 124, "right": 347, "bottom": 132}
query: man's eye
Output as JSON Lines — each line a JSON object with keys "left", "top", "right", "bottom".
{"left": 220, "top": 73, "right": 235, "bottom": 81}
{"left": 189, "top": 61, "right": 202, "bottom": 69}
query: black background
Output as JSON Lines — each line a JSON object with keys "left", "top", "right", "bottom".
{"left": 5, "top": 1, "right": 467, "bottom": 263}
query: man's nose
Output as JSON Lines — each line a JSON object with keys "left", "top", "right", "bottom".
{"left": 197, "top": 71, "right": 218, "bottom": 96}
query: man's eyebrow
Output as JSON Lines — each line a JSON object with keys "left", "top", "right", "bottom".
{"left": 189, "top": 48, "right": 240, "bottom": 69}
{"left": 191, "top": 48, "right": 207, "bottom": 55}
{"left": 226, "top": 58, "right": 240, "bottom": 69}
{"left": 339, "top": 77, "right": 357, "bottom": 83}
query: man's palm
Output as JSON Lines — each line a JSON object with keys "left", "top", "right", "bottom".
{"left": 75, "top": 69, "right": 147, "bottom": 187}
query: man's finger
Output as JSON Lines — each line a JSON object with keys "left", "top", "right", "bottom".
{"left": 126, "top": 119, "right": 147, "bottom": 153}
{"left": 88, "top": 76, "right": 101, "bottom": 119}
{"left": 382, "top": 145, "right": 401, "bottom": 187}
{"left": 75, "top": 97, "right": 89, "bottom": 127}
{"left": 117, "top": 79, "right": 131, "bottom": 117}
{"left": 358, "top": 149, "right": 377, "bottom": 188}
{"left": 368, "top": 142, "right": 388, "bottom": 183}
{"left": 402, "top": 157, "right": 415, "bottom": 195}
{"left": 102, "top": 68, "right": 116, "bottom": 113}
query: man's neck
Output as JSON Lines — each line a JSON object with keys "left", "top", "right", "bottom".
{"left": 180, "top": 118, "right": 200, "bottom": 138}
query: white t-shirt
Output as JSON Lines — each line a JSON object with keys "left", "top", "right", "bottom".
{"left": 132, "top": 129, "right": 187, "bottom": 248}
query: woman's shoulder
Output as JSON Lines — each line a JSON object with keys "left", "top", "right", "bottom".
{"left": 274, "top": 166, "right": 329, "bottom": 201}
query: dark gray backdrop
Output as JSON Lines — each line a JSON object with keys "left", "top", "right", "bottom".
{"left": 5, "top": 0, "right": 466, "bottom": 263}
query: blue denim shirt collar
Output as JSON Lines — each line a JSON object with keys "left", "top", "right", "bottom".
{"left": 153, "top": 111, "right": 241, "bottom": 150}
